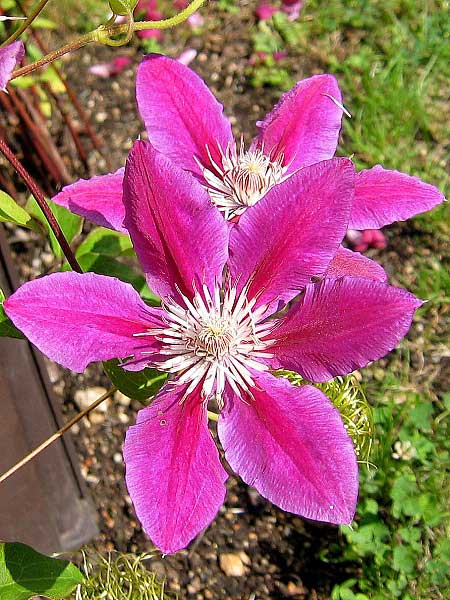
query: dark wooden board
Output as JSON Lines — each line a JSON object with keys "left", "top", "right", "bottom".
{"left": 0, "top": 226, "right": 98, "bottom": 554}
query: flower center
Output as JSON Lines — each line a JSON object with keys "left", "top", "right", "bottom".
{"left": 195, "top": 315, "right": 235, "bottom": 358}
{"left": 137, "top": 284, "right": 276, "bottom": 406}
{"left": 199, "top": 140, "right": 287, "bottom": 220}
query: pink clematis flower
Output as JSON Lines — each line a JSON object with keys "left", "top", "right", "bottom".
{"left": 5, "top": 141, "right": 422, "bottom": 554}
{"left": 51, "top": 55, "right": 444, "bottom": 265}
{"left": 0, "top": 40, "right": 24, "bottom": 91}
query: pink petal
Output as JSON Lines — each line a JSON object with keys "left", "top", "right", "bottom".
{"left": 252, "top": 74, "right": 344, "bottom": 172}
{"left": 4, "top": 272, "right": 163, "bottom": 372}
{"left": 268, "top": 277, "right": 423, "bottom": 382}
{"left": 349, "top": 165, "right": 445, "bottom": 229}
{"left": 123, "top": 140, "right": 228, "bottom": 300}
{"left": 218, "top": 372, "right": 358, "bottom": 524}
{"left": 52, "top": 169, "right": 126, "bottom": 233}
{"left": 176, "top": 48, "right": 197, "bottom": 66}
{"left": 89, "top": 56, "right": 132, "bottom": 78}
{"left": 326, "top": 246, "right": 388, "bottom": 282}
{"left": 0, "top": 41, "right": 24, "bottom": 91}
{"left": 229, "top": 158, "right": 354, "bottom": 310}
{"left": 123, "top": 383, "right": 227, "bottom": 554}
{"left": 136, "top": 54, "right": 234, "bottom": 177}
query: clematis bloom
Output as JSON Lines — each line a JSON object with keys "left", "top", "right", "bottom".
{"left": 5, "top": 141, "right": 422, "bottom": 554}
{"left": 52, "top": 55, "right": 444, "bottom": 250}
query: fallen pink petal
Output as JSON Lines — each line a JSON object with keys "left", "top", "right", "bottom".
{"left": 89, "top": 56, "right": 132, "bottom": 78}
{"left": 281, "top": 0, "right": 303, "bottom": 20}
{"left": 176, "top": 48, "right": 197, "bottom": 66}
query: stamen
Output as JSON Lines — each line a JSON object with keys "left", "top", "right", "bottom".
{"left": 201, "top": 140, "right": 288, "bottom": 219}
{"left": 135, "top": 282, "right": 277, "bottom": 407}
{"left": 321, "top": 93, "right": 352, "bottom": 119}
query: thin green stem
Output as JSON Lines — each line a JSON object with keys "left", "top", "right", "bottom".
{"left": 10, "top": 0, "right": 207, "bottom": 80}
{"left": 133, "top": 0, "right": 206, "bottom": 31}
{"left": 0, "top": 0, "right": 52, "bottom": 48}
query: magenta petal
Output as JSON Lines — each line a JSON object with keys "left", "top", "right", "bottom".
{"left": 218, "top": 372, "right": 358, "bottom": 524}
{"left": 268, "top": 277, "right": 423, "bottom": 382}
{"left": 229, "top": 158, "right": 354, "bottom": 310}
{"left": 123, "top": 384, "right": 228, "bottom": 554}
{"left": 0, "top": 41, "right": 24, "bottom": 91}
{"left": 4, "top": 272, "right": 163, "bottom": 372}
{"left": 326, "top": 246, "right": 388, "bottom": 282}
{"left": 123, "top": 140, "right": 229, "bottom": 300}
{"left": 136, "top": 54, "right": 234, "bottom": 177}
{"left": 52, "top": 169, "right": 126, "bottom": 233}
{"left": 252, "top": 74, "right": 344, "bottom": 172}
{"left": 350, "top": 165, "right": 445, "bottom": 229}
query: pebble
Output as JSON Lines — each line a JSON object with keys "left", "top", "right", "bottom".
{"left": 113, "top": 452, "right": 123, "bottom": 464}
{"left": 118, "top": 412, "right": 130, "bottom": 424}
{"left": 115, "top": 391, "right": 131, "bottom": 407}
{"left": 219, "top": 552, "right": 249, "bottom": 577}
{"left": 95, "top": 111, "right": 108, "bottom": 123}
{"left": 286, "top": 580, "right": 307, "bottom": 596}
{"left": 89, "top": 412, "right": 105, "bottom": 425}
{"left": 74, "top": 386, "right": 109, "bottom": 411}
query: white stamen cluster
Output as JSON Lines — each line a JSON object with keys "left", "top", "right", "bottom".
{"left": 199, "top": 139, "right": 288, "bottom": 219}
{"left": 138, "top": 284, "right": 276, "bottom": 407}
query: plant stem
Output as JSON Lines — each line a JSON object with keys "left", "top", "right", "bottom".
{"left": 0, "top": 387, "right": 117, "bottom": 485}
{"left": 0, "top": 137, "right": 82, "bottom": 273}
{"left": 0, "top": 0, "right": 52, "bottom": 48}
{"left": 10, "top": 0, "right": 207, "bottom": 80}
{"left": 11, "top": 30, "right": 99, "bottom": 80}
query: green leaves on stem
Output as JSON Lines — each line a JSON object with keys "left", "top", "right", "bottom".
{"left": 0, "top": 542, "right": 83, "bottom": 600}
{"left": 0, "top": 191, "right": 38, "bottom": 231}
{"left": 103, "top": 359, "right": 167, "bottom": 404}
{"left": 0, "top": 288, "right": 23, "bottom": 339}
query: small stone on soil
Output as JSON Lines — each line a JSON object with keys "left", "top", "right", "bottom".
{"left": 219, "top": 552, "right": 249, "bottom": 577}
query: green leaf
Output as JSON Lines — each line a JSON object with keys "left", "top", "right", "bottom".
{"left": 75, "top": 227, "right": 133, "bottom": 259}
{"left": 104, "top": 359, "right": 167, "bottom": 403}
{"left": 0, "top": 191, "right": 37, "bottom": 230}
{"left": 109, "top": 0, "right": 139, "bottom": 15}
{"left": 76, "top": 253, "right": 145, "bottom": 292}
{"left": 25, "top": 196, "right": 82, "bottom": 259}
{"left": 407, "top": 401, "right": 433, "bottom": 431}
{"left": 0, "top": 541, "right": 83, "bottom": 600}
{"left": 392, "top": 545, "right": 418, "bottom": 574}
{"left": 0, "top": 288, "right": 24, "bottom": 339}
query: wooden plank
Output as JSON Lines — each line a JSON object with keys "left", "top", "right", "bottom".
{"left": 0, "top": 226, "right": 98, "bottom": 554}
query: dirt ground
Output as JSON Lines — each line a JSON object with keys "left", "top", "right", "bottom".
{"left": 3, "top": 2, "right": 448, "bottom": 598}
